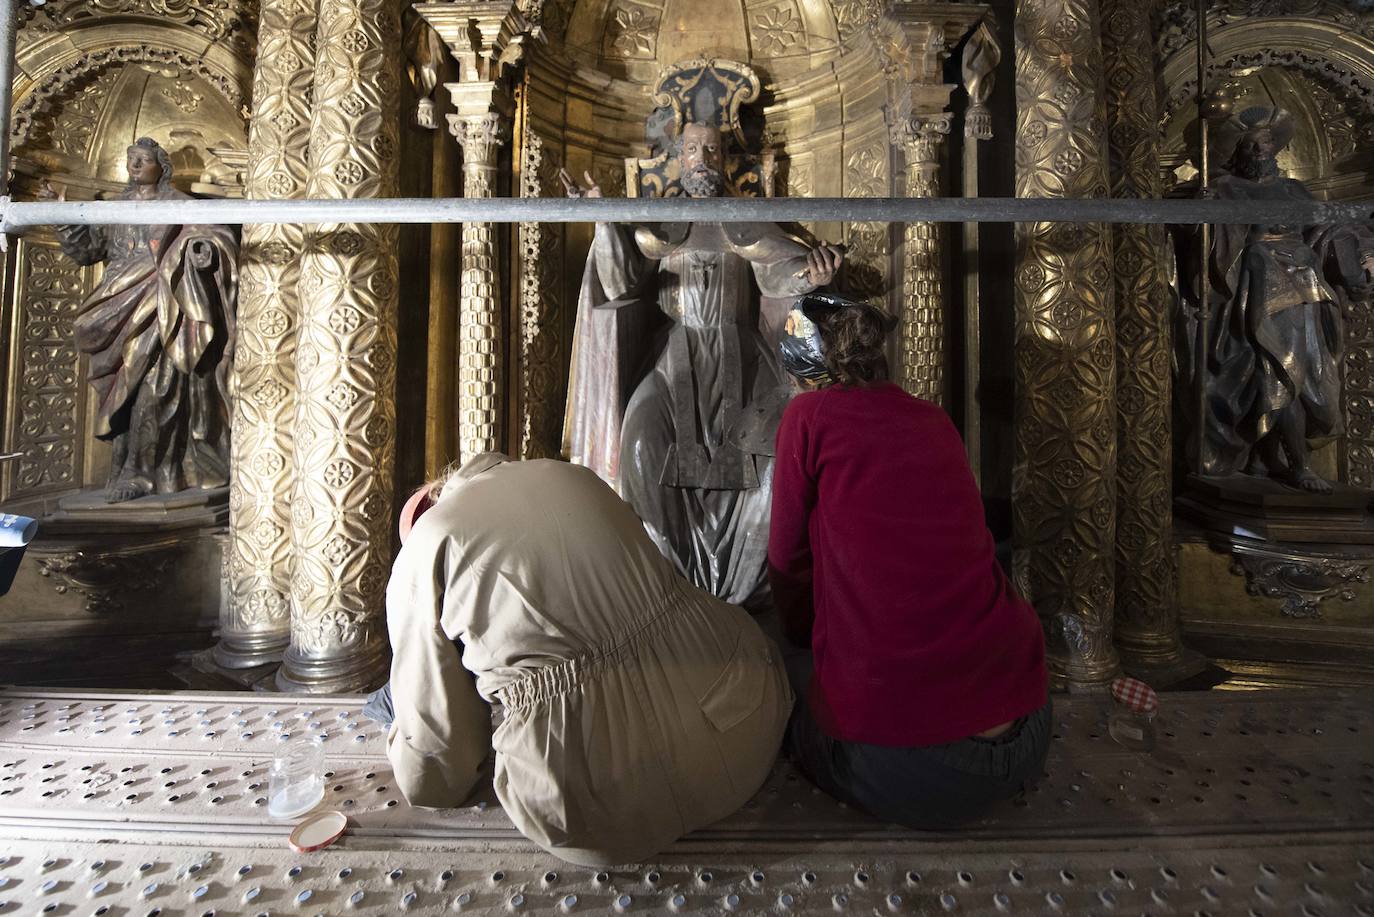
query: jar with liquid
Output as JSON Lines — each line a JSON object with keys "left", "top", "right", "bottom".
{"left": 268, "top": 736, "right": 325, "bottom": 818}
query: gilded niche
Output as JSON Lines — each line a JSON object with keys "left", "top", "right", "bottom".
{"left": 567, "top": 0, "right": 842, "bottom": 81}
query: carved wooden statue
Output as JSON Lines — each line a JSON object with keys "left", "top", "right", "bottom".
{"left": 41, "top": 137, "right": 238, "bottom": 503}
{"left": 561, "top": 122, "right": 842, "bottom": 606}
{"left": 1179, "top": 107, "right": 1374, "bottom": 494}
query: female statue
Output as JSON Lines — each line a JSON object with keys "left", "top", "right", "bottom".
{"left": 41, "top": 137, "right": 238, "bottom": 503}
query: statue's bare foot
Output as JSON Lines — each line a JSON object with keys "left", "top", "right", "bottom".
{"left": 105, "top": 478, "right": 151, "bottom": 503}
{"left": 1291, "top": 468, "right": 1335, "bottom": 495}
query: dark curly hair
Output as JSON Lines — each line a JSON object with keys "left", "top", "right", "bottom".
{"left": 816, "top": 301, "right": 896, "bottom": 387}
{"left": 123, "top": 136, "right": 174, "bottom": 193}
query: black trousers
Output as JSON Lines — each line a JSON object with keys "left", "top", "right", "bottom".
{"left": 786, "top": 664, "right": 1052, "bottom": 829}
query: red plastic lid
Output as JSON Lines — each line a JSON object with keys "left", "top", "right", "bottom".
{"left": 1111, "top": 676, "right": 1159, "bottom": 714}
{"left": 289, "top": 810, "right": 348, "bottom": 853}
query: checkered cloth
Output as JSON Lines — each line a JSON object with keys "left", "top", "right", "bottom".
{"left": 1111, "top": 676, "right": 1158, "bottom": 714}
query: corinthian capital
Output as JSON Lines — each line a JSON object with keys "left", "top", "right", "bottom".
{"left": 890, "top": 112, "right": 953, "bottom": 163}
{"left": 449, "top": 112, "right": 508, "bottom": 163}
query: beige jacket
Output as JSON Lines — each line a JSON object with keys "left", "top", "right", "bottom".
{"left": 384, "top": 456, "right": 792, "bottom": 865}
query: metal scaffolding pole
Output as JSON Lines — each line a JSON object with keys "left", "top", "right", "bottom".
{"left": 1, "top": 196, "right": 1372, "bottom": 229}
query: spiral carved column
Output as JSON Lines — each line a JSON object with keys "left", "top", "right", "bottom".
{"left": 450, "top": 109, "right": 507, "bottom": 461}
{"left": 1101, "top": 0, "right": 1198, "bottom": 681}
{"left": 892, "top": 113, "right": 952, "bottom": 405}
{"left": 1013, "top": 0, "right": 1120, "bottom": 687}
{"left": 217, "top": 0, "right": 316, "bottom": 671}
{"left": 278, "top": 0, "right": 401, "bottom": 693}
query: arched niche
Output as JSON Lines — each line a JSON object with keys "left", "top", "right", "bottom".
{"left": 0, "top": 10, "right": 254, "bottom": 505}
{"left": 1159, "top": 18, "right": 1374, "bottom": 199}
{"left": 10, "top": 18, "right": 253, "bottom": 198}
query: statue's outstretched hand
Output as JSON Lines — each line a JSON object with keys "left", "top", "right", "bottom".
{"left": 36, "top": 181, "right": 65, "bottom": 202}
{"left": 558, "top": 168, "right": 602, "bottom": 199}
{"left": 188, "top": 239, "right": 215, "bottom": 270}
{"left": 804, "top": 243, "right": 844, "bottom": 286}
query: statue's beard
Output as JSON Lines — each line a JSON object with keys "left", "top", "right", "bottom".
{"left": 1234, "top": 154, "right": 1280, "bottom": 181}
{"left": 682, "top": 164, "right": 726, "bottom": 198}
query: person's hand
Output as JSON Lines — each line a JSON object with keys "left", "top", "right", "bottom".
{"left": 36, "top": 181, "right": 65, "bottom": 202}
{"left": 558, "top": 168, "right": 602, "bottom": 199}
{"left": 804, "top": 243, "right": 843, "bottom": 286}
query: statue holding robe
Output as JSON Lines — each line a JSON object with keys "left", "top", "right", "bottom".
{"left": 41, "top": 137, "right": 238, "bottom": 503}
{"left": 561, "top": 123, "right": 842, "bottom": 606}
{"left": 1178, "top": 108, "right": 1374, "bottom": 493}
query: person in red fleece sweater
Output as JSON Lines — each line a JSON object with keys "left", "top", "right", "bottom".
{"left": 768, "top": 292, "right": 1051, "bottom": 828}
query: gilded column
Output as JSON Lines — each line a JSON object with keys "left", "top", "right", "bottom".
{"left": 1013, "top": 0, "right": 1120, "bottom": 686}
{"left": 1101, "top": 0, "right": 1196, "bottom": 680}
{"left": 418, "top": 0, "right": 525, "bottom": 461}
{"left": 278, "top": 0, "right": 401, "bottom": 692}
{"left": 892, "top": 113, "right": 952, "bottom": 405}
{"left": 218, "top": 0, "right": 317, "bottom": 671}
{"left": 451, "top": 110, "right": 507, "bottom": 460}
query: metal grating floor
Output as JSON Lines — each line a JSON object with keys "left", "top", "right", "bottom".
{"left": 1, "top": 686, "right": 1372, "bottom": 914}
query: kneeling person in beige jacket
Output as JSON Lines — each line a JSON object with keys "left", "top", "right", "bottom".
{"left": 376, "top": 454, "right": 792, "bottom": 866}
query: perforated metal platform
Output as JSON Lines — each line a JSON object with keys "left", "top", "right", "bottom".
{"left": 1, "top": 687, "right": 1371, "bottom": 914}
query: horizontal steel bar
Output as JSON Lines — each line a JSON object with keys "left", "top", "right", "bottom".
{"left": 2, "top": 195, "right": 1372, "bottom": 228}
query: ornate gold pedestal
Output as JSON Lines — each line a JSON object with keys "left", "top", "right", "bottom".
{"left": 1, "top": 491, "right": 226, "bottom": 654}
{"left": 1177, "top": 479, "right": 1374, "bottom": 680}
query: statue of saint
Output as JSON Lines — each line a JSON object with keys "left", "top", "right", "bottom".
{"left": 561, "top": 122, "right": 842, "bottom": 606}
{"left": 40, "top": 137, "right": 238, "bottom": 503}
{"left": 1183, "top": 107, "right": 1374, "bottom": 493}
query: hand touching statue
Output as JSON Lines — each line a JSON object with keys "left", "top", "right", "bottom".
{"left": 804, "top": 243, "right": 844, "bottom": 287}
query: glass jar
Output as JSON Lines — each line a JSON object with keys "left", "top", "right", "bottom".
{"left": 1108, "top": 703, "right": 1156, "bottom": 752}
{"left": 268, "top": 736, "right": 325, "bottom": 818}
{"left": 1107, "top": 675, "right": 1159, "bottom": 752}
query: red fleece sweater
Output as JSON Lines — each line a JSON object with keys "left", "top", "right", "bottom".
{"left": 767, "top": 383, "right": 1048, "bottom": 747}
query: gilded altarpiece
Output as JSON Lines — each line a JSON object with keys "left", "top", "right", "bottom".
{"left": 1, "top": 1, "right": 255, "bottom": 641}
{"left": 1154, "top": 0, "right": 1374, "bottom": 670}
{"left": 5, "top": 0, "right": 254, "bottom": 508}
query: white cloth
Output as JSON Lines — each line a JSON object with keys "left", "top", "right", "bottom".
{"left": 384, "top": 456, "right": 792, "bottom": 865}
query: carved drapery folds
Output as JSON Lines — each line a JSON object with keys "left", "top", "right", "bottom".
{"left": 1100, "top": 0, "right": 1190, "bottom": 677}
{"left": 279, "top": 0, "right": 401, "bottom": 693}
{"left": 1014, "top": 0, "right": 1120, "bottom": 687}
{"left": 892, "top": 113, "right": 951, "bottom": 404}
{"left": 219, "top": 0, "right": 316, "bottom": 672}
